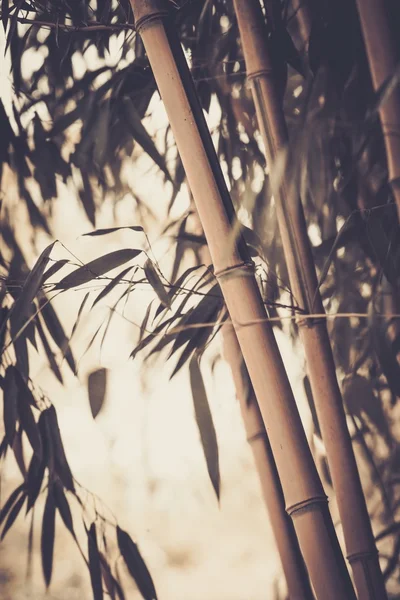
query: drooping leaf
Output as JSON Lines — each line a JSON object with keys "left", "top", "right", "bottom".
{"left": 88, "top": 368, "right": 107, "bottom": 419}
{"left": 46, "top": 406, "right": 74, "bottom": 492}
{"left": 39, "top": 297, "right": 76, "bottom": 374}
{"left": 16, "top": 373, "right": 42, "bottom": 459}
{"left": 88, "top": 522, "right": 104, "bottom": 600}
{"left": 116, "top": 526, "right": 157, "bottom": 600}
{"left": 26, "top": 453, "right": 46, "bottom": 512}
{"left": 3, "top": 365, "right": 18, "bottom": 445}
{"left": 12, "top": 426, "right": 26, "bottom": 478}
{"left": 55, "top": 249, "right": 142, "bottom": 290}
{"left": 54, "top": 482, "right": 74, "bottom": 537}
{"left": 123, "top": 97, "right": 172, "bottom": 182}
{"left": 189, "top": 355, "right": 220, "bottom": 499}
{"left": 42, "top": 259, "right": 70, "bottom": 283}
{"left": 36, "top": 315, "right": 63, "bottom": 383}
{"left": 0, "top": 483, "right": 25, "bottom": 527}
{"left": 82, "top": 226, "right": 144, "bottom": 237}
{"left": 1, "top": 491, "right": 26, "bottom": 540}
{"left": 144, "top": 260, "right": 171, "bottom": 308}
{"left": 9, "top": 242, "right": 55, "bottom": 336}
{"left": 41, "top": 487, "right": 56, "bottom": 587}
{"left": 70, "top": 291, "right": 90, "bottom": 339}
{"left": 92, "top": 266, "right": 133, "bottom": 307}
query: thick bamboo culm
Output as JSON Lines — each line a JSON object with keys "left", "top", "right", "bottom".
{"left": 355, "top": 0, "right": 400, "bottom": 218}
{"left": 130, "top": 1, "right": 357, "bottom": 597}
{"left": 232, "top": 1, "right": 387, "bottom": 599}
{"left": 195, "top": 219, "right": 313, "bottom": 598}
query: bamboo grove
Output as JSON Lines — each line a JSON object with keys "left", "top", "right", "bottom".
{"left": 1, "top": 0, "right": 400, "bottom": 598}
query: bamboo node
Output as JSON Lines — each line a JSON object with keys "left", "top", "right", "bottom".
{"left": 247, "top": 68, "right": 275, "bottom": 81}
{"left": 246, "top": 430, "right": 267, "bottom": 445}
{"left": 214, "top": 261, "right": 255, "bottom": 281}
{"left": 131, "top": 0, "right": 169, "bottom": 33}
{"left": 347, "top": 549, "right": 379, "bottom": 564}
{"left": 286, "top": 495, "right": 328, "bottom": 517}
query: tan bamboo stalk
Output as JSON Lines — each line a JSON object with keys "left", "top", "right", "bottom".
{"left": 232, "top": 1, "right": 387, "bottom": 599}
{"left": 193, "top": 211, "right": 314, "bottom": 599}
{"left": 355, "top": 0, "right": 400, "bottom": 218}
{"left": 130, "top": 1, "right": 357, "bottom": 597}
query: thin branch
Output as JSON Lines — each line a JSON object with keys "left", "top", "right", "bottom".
{"left": 1, "top": 15, "right": 135, "bottom": 33}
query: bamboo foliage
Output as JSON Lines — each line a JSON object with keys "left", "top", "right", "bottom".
{"left": 129, "top": 0, "right": 357, "bottom": 597}
{"left": 232, "top": 1, "right": 387, "bottom": 599}
{"left": 355, "top": 0, "right": 400, "bottom": 220}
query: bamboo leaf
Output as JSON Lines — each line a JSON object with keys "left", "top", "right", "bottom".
{"left": 88, "top": 369, "right": 107, "bottom": 419}
{"left": 0, "top": 483, "right": 25, "bottom": 526}
{"left": 10, "top": 242, "right": 55, "bottom": 335}
{"left": 16, "top": 374, "right": 42, "bottom": 460}
{"left": 38, "top": 297, "right": 76, "bottom": 374}
{"left": 303, "top": 375, "right": 321, "bottom": 438}
{"left": 36, "top": 315, "right": 63, "bottom": 383}
{"left": 144, "top": 260, "right": 170, "bottom": 308}
{"left": 1, "top": 492, "right": 26, "bottom": 540}
{"left": 369, "top": 303, "right": 400, "bottom": 397}
{"left": 88, "top": 523, "right": 104, "bottom": 600}
{"left": 71, "top": 291, "right": 90, "bottom": 338}
{"left": 189, "top": 355, "right": 220, "bottom": 499}
{"left": 46, "top": 406, "right": 74, "bottom": 492}
{"left": 41, "top": 487, "right": 56, "bottom": 587}
{"left": 55, "top": 249, "right": 142, "bottom": 290}
{"left": 123, "top": 97, "right": 172, "bottom": 182}
{"left": 116, "top": 526, "right": 157, "bottom": 600}
{"left": 92, "top": 266, "right": 132, "bottom": 307}
{"left": 12, "top": 426, "right": 26, "bottom": 479}
{"left": 3, "top": 365, "right": 18, "bottom": 445}
{"left": 42, "top": 259, "right": 70, "bottom": 283}
{"left": 54, "top": 482, "right": 74, "bottom": 537}
{"left": 82, "top": 226, "right": 144, "bottom": 237}
{"left": 26, "top": 453, "right": 45, "bottom": 512}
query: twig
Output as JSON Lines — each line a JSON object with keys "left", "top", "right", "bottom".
{"left": 2, "top": 15, "right": 135, "bottom": 33}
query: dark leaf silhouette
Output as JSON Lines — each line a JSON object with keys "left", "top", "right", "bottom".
{"left": 0, "top": 483, "right": 25, "bottom": 527}
{"left": 3, "top": 366, "right": 18, "bottom": 445}
{"left": 117, "top": 526, "right": 157, "bottom": 600}
{"left": 16, "top": 374, "right": 42, "bottom": 459}
{"left": 92, "top": 266, "right": 133, "bottom": 307}
{"left": 88, "top": 368, "right": 107, "bottom": 419}
{"left": 189, "top": 355, "right": 220, "bottom": 499}
{"left": 41, "top": 487, "right": 56, "bottom": 587}
{"left": 144, "top": 260, "right": 171, "bottom": 308}
{"left": 82, "top": 226, "right": 144, "bottom": 237}
{"left": 10, "top": 242, "right": 55, "bottom": 336}
{"left": 46, "top": 405, "right": 74, "bottom": 492}
{"left": 88, "top": 522, "right": 104, "bottom": 600}
{"left": 1, "top": 491, "right": 26, "bottom": 540}
{"left": 26, "top": 453, "right": 46, "bottom": 512}
{"left": 54, "top": 482, "right": 74, "bottom": 537}
{"left": 39, "top": 297, "right": 76, "bottom": 374}
{"left": 55, "top": 249, "right": 142, "bottom": 290}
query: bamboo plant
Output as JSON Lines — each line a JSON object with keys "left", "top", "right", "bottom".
{"left": 129, "top": 0, "right": 357, "bottom": 597}
{"left": 232, "top": 1, "right": 387, "bottom": 599}
{"left": 355, "top": 0, "right": 400, "bottom": 220}
{"left": 194, "top": 213, "right": 314, "bottom": 599}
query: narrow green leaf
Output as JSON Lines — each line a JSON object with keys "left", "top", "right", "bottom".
{"left": 55, "top": 249, "right": 142, "bottom": 290}
{"left": 116, "top": 526, "right": 157, "bottom": 600}
{"left": 3, "top": 366, "right": 18, "bottom": 445}
{"left": 189, "top": 356, "right": 220, "bottom": 499}
{"left": 82, "top": 226, "right": 144, "bottom": 237}
{"left": 144, "top": 260, "right": 170, "bottom": 308}
{"left": 88, "top": 523, "right": 104, "bottom": 600}
{"left": 41, "top": 487, "right": 55, "bottom": 587}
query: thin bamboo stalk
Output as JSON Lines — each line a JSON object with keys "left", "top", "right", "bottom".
{"left": 232, "top": 1, "right": 387, "bottom": 599}
{"left": 355, "top": 0, "right": 400, "bottom": 218}
{"left": 194, "top": 213, "right": 314, "bottom": 599}
{"left": 129, "top": 1, "right": 357, "bottom": 597}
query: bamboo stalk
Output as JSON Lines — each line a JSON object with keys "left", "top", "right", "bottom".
{"left": 232, "top": 1, "right": 387, "bottom": 599}
{"left": 193, "top": 213, "right": 314, "bottom": 599}
{"left": 355, "top": 0, "right": 400, "bottom": 218}
{"left": 129, "top": 1, "right": 357, "bottom": 597}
